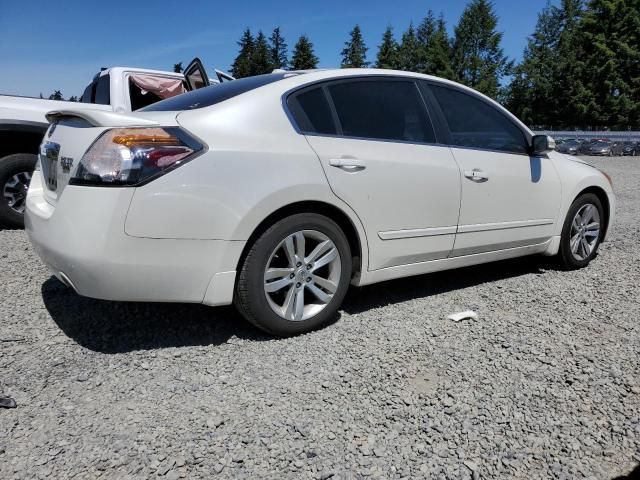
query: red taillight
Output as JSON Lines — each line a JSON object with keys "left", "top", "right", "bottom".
{"left": 144, "top": 146, "right": 194, "bottom": 168}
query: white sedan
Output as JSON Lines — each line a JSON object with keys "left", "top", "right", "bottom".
{"left": 25, "top": 69, "right": 615, "bottom": 336}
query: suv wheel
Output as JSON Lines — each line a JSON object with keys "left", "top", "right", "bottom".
{"left": 235, "top": 213, "right": 352, "bottom": 336}
{"left": 0, "top": 154, "right": 37, "bottom": 227}
{"left": 557, "top": 193, "right": 604, "bottom": 269}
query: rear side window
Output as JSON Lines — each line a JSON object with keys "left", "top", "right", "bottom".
{"left": 287, "top": 87, "right": 336, "bottom": 135}
{"left": 327, "top": 79, "right": 436, "bottom": 143}
{"left": 429, "top": 84, "right": 527, "bottom": 154}
{"left": 94, "top": 75, "right": 111, "bottom": 105}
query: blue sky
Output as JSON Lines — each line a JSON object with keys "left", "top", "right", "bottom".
{"left": 0, "top": 0, "right": 553, "bottom": 98}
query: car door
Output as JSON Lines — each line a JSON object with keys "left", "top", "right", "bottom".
{"left": 424, "top": 82, "right": 561, "bottom": 256}
{"left": 286, "top": 77, "right": 461, "bottom": 271}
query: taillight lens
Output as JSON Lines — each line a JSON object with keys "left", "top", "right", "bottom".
{"left": 71, "top": 127, "right": 203, "bottom": 186}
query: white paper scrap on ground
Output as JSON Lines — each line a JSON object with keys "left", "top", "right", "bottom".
{"left": 447, "top": 310, "right": 478, "bottom": 322}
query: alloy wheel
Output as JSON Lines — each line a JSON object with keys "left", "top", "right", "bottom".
{"left": 2, "top": 171, "right": 32, "bottom": 214}
{"left": 263, "top": 230, "right": 341, "bottom": 322}
{"left": 569, "top": 203, "right": 600, "bottom": 261}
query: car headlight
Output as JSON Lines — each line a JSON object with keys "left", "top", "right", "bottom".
{"left": 71, "top": 127, "right": 204, "bottom": 186}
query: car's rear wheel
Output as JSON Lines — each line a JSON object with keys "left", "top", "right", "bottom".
{"left": 234, "top": 213, "right": 352, "bottom": 336}
{"left": 0, "top": 154, "right": 37, "bottom": 227}
{"left": 557, "top": 193, "right": 604, "bottom": 269}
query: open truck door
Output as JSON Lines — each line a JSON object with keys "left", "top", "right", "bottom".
{"left": 183, "top": 58, "right": 235, "bottom": 91}
{"left": 183, "top": 58, "right": 210, "bottom": 90}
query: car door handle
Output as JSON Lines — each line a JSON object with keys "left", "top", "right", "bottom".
{"left": 329, "top": 158, "right": 366, "bottom": 171}
{"left": 464, "top": 169, "right": 489, "bottom": 182}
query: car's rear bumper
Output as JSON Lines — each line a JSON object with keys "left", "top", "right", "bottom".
{"left": 25, "top": 171, "right": 242, "bottom": 306}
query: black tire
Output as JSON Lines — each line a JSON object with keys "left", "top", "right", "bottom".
{"left": 234, "top": 213, "right": 352, "bottom": 336}
{"left": 557, "top": 193, "right": 605, "bottom": 270}
{"left": 0, "top": 153, "right": 37, "bottom": 228}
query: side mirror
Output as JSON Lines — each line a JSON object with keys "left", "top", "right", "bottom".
{"left": 531, "top": 135, "right": 556, "bottom": 155}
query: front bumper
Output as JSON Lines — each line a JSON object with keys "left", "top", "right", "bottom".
{"left": 25, "top": 171, "right": 242, "bottom": 306}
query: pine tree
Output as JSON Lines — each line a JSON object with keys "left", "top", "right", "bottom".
{"left": 341, "top": 24, "right": 369, "bottom": 68}
{"left": 427, "top": 16, "right": 455, "bottom": 79}
{"left": 68, "top": 95, "right": 78, "bottom": 102}
{"left": 552, "top": 0, "right": 586, "bottom": 127}
{"left": 376, "top": 26, "right": 400, "bottom": 69}
{"left": 574, "top": 0, "right": 640, "bottom": 128}
{"left": 173, "top": 62, "right": 183, "bottom": 73}
{"left": 231, "top": 28, "right": 255, "bottom": 78}
{"left": 507, "top": 3, "right": 564, "bottom": 126}
{"left": 505, "top": 0, "right": 587, "bottom": 127}
{"left": 416, "top": 10, "right": 437, "bottom": 72}
{"left": 415, "top": 11, "right": 454, "bottom": 79}
{"left": 398, "top": 23, "right": 420, "bottom": 72}
{"left": 452, "top": 0, "right": 512, "bottom": 98}
{"left": 48, "top": 90, "right": 63, "bottom": 101}
{"left": 417, "top": 10, "right": 437, "bottom": 46}
{"left": 269, "top": 27, "right": 288, "bottom": 70}
{"left": 252, "top": 30, "right": 272, "bottom": 75}
{"left": 291, "top": 35, "right": 319, "bottom": 70}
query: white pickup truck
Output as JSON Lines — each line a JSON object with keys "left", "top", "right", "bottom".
{"left": 0, "top": 58, "right": 230, "bottom": 226}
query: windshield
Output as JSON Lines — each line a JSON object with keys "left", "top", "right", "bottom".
{"left": 140, "top": 73, "right": 289, "bottom": 112}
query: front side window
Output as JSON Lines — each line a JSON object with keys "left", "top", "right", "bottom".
{"left": 327, "top": 80, "right": 436, "bottom": 143}
{"left": 429, "top": 83, "right": 528, "bottom": 154}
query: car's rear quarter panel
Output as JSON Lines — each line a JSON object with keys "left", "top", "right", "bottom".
{"left": 124, "top": 87, "right": 366, "bottom": 243}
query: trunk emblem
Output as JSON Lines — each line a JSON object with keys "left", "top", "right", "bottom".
{"left": 41, "top": 142, "right": 60, "bottom": 191}
{"left": 60, "top": 157, "right": 74, "bottom": 173}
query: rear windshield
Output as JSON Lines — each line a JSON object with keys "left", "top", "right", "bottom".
{"left": 140, "top": 73, "right": 289, "bottom": 112}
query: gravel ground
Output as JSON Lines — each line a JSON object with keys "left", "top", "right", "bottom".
{"left": 1, "top": 156, "right": 639, "bottom": 479}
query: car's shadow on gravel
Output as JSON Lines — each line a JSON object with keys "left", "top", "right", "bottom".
{"left": 342, "top": 255, "right": 552, "bottom": 314}
{"left": 41, "top": 277, "right": 272, "bottom": 353}
{"left": 42, "top": 256, "right": 553, "bottom": 353}
{"left": 612, "top": 463, "right": 640, "bottom": 479}
{"left": 0, "top": 223, "right": 21, "bottom": 231}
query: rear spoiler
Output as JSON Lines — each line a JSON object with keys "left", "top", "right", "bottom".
{"left": 46, "top": 109, "right": 159, "bottom": 127}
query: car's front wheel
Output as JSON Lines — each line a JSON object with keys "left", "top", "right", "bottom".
{"left": 234, "top": 213, "right": 352, "bottom": 336}
{"left": 557, "top": 193, "right": 604, "bottom": 269}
